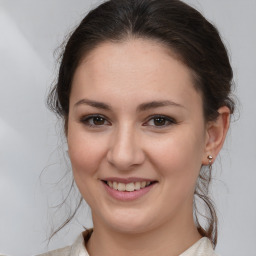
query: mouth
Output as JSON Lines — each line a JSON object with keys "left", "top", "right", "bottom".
{"left": 101, "top": 180, "right": 158, "bottom": 192}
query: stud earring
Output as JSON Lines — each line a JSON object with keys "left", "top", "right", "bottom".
{"left": 207, "top": 155, "right": 213, "bottom": 171}
{"left": 207, "top": 155, "right": 213, "bottom": 163}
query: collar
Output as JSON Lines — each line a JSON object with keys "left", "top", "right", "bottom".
{"left": 69, "top": 228, "right": 217, "bottom": 256}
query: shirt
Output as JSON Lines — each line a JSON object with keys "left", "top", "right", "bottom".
{"left": 36, "top": 228, "right": 219, "bottom": 256}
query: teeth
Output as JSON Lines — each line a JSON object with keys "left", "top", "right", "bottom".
{"left": 126, "top": 182, "right": 135, "bottom": 192}
{"left": 141, "top": 181, "right": 146, "bottom": 188}
{"left": 106, "top": 181, "right": 152, "bottom": 191}
{"left": 135, "top": 182, "right": 141, "bottom": 190}
{"left": 108, "top": 181, "right": 113, "bottom": 188}
{"left": 113, "top": 181, "right": 118, "bottom": 190}
{"left": 117, "top": 183, "right": 126, "bottom": 191}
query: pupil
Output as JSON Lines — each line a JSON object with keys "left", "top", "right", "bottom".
{"left": 154, "top": 117, "right": 165, "bottom": 126}
{"left": 93, "top": 117, "right": 104, "bottom": 125}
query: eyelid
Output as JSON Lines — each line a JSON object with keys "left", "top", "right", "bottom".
{"left": 143, "top": 114, "right": 177, "bottom": 128}
{"left": 80, "top": 114, "right": 177, "bottom": 128}
{"left": 80, "top": 114, "right": 111, "bottom": 127}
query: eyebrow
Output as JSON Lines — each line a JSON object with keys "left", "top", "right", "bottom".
{"left": 74, "top": 98, "right": 184, "bottom": 112}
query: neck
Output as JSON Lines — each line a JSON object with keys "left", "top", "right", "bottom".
{"left": 86, "top": 211, "right": 202, "bottom": 256}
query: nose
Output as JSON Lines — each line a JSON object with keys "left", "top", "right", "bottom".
{"left": 106, "top": 125, "right": 145, "bottom": 171}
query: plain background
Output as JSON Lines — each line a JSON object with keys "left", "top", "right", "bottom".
{"left": 0, "top": 0, "right": 255, "bottom": 255}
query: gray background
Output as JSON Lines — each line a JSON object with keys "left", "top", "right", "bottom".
{"left": 0, "top": 0, "right": 255, "bottom": 255}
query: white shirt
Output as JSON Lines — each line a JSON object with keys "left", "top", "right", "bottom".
{"left": 35, "top": 228, "right": 219, "bottom": 256}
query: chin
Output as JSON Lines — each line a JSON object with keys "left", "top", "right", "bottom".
{"left": 103, "top": 211, "right": 155, "bottom": 234}
{"left": 110, "top": 221, "right": 150, "bottom": 234}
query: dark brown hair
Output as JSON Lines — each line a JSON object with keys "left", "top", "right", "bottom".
{"left": 48, "top": 0, "right": 235, "bottom": 247}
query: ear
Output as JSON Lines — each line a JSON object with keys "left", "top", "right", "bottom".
{"left": 202, "top": 106, "right": 230, "bottom": 165}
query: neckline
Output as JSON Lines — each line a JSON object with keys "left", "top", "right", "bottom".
{"left": 78, "top": 229, "right": 214, "bottom": 256}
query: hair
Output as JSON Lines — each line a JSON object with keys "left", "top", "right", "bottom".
{"left": 47, "top": 0, "right": 235, "bottom": 248}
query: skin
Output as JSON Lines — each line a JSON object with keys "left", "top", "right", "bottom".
{"left": 67, "top": 38, "right": 230, "bottom": 256}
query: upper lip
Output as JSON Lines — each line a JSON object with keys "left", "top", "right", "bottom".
{"left": 101, "top": 177, "right": 157, "bottom": 184}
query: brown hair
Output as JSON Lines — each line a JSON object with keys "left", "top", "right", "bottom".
{"left": 48, "top": 0, "right": 235, "bottom": 247}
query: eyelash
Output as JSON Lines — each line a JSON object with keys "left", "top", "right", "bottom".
{"left": 80, "top": 114, "right": 177, "bottom": 128}
{"left": 144, "top": 114, "right": 177, "bottom": 128}
{"left": 80, "top": 114, "right": 111, "bottom": 128}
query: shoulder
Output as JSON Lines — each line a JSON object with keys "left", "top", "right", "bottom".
{"left": 180, "top": 237, "right": 218, "bottom": 256}
{"left": 35, "top": 229, "right": 93, "bottom": 256}
{"left": 35, "top": 246, "right": 71, "bottom": 256}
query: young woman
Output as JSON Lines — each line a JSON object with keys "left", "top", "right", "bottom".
{"left": 39, "top": 0, "right": 234, "bottom": 255}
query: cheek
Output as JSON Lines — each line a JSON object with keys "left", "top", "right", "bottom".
{"left": 149, "top": 129, "right": 205, "bottom": 190}
{"left": 67, "top": 124, "right": 109, "bottom": 205}
{"left": 67, "top": 124, "right": 106, "bottom": 177}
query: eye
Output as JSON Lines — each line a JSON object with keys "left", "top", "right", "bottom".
{"left": 144, "top": 115, "right": 176, "bottom": 128}
{"left": 80, "top": 115, "right": 111, "bottom": 127}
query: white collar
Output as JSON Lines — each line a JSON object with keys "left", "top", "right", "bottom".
{"left": 70, "top": 229, "right": 218, "bottom": 256}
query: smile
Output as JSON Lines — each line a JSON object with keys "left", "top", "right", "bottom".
{"left": 103, "top": 181, "right": 156, "bottom": 192}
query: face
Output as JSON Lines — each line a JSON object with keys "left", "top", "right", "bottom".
{"left": 67, "top": 39, "right": 208, "bottom": 234}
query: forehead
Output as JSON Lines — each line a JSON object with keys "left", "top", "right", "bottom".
{"left": 71, "top": 38, "right": 202, "bottom": 109}
{"left": 78, "top": 38, "right": 187, "bottom": 84}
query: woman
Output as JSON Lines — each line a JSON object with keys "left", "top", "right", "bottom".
{"left": 40, "top": 0, "right": 234, "bottom": 255}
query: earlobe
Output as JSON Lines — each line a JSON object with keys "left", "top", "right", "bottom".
{"left": 202, "top": 106, "right": 230, "bottom": 165}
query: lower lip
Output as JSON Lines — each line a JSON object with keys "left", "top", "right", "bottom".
{"left": 102, "top": 181, "right": 157, "bottom": 201}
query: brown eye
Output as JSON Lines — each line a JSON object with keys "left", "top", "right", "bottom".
{"left": 81, "top": 115, "right": 111, "bottom": 127}
{"left": 93, "top": 116, "right": 105, "bottom": 125}
{"left": 144, "top": 115, "right": 176, "bottom": 128}
{"left": 153, "top": 117, "right": 166, "bottom": 126}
